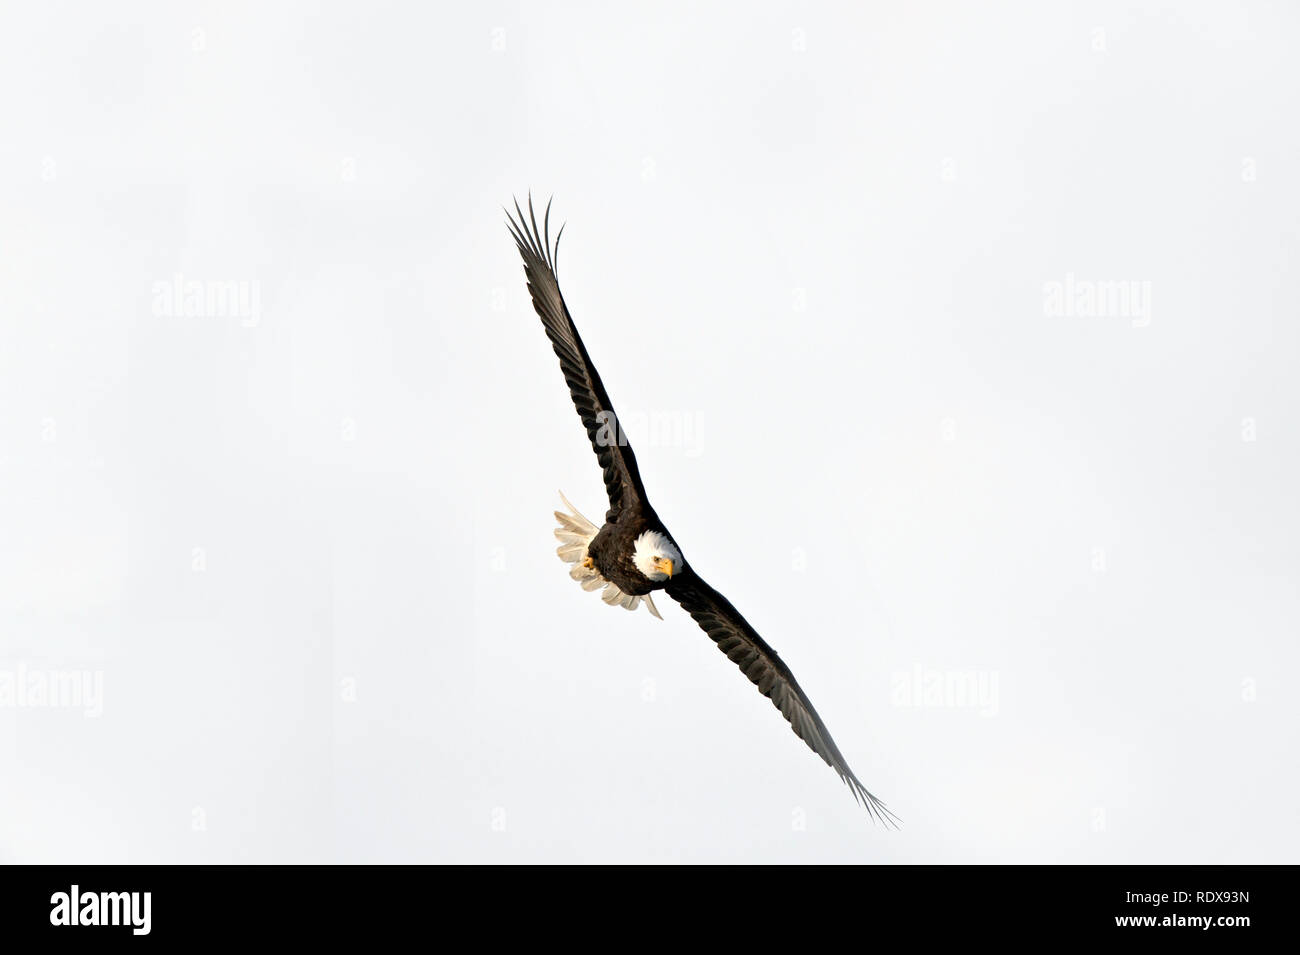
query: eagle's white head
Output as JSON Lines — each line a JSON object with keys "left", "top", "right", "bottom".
{"left": 633, "top": 530, "right": 683, "bottom": 582}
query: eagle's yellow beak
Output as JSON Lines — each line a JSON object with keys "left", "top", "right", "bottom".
{"left": 653, "top": 557, "right": 674, "bottom": 579}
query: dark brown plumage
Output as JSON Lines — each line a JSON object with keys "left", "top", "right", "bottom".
{"left": 506, "top": 195, "right": 898, "bottom": 825}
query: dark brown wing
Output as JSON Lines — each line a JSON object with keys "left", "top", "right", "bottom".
{"left": 666, "top": 571, "right": 899, "bottom": 825}
{"left": 506, "top": 196, "right": 650, "bottom": 523}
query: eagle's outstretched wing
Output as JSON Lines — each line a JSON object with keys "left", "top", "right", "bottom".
{"left": 506, "top": 196, "right": 650, "bottom": 523}
{"left": 666, "top": 571, "right": 899, "bottom": 826}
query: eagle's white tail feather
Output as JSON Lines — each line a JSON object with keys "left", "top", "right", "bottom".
{"left": 556, "top": 541, "right": 586, "bottom": 562}
{"left": 554, "top": 491, "right": 661, "bottom": 620}
{"left": 553, "top": 490, "right": 598, "bottom": 535}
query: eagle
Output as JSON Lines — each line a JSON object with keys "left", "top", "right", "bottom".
{"left": 507, "top": 196, "right": 897, "bottom": 825}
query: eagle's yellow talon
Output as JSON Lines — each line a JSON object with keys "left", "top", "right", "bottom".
{"left": 581, "top": 556, "right": 595, "bottom": 570}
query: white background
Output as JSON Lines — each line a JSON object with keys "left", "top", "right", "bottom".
{"left": 1, "top": 1, "right": 1297, "bottom": 863}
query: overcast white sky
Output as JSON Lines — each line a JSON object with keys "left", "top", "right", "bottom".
{"left": 1, "top": 1, "right": 1297, "bottom": 863}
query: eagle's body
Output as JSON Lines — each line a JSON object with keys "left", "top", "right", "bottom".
{"left": 507, "top": 197, "right": 897, "bottom": 824}
{"left": 586, "top": 517, "right": 665, "bottom": 596}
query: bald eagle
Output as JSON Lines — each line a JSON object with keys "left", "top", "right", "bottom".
{"left": 507, "top": 197, "right": 897, "bottom": 825}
